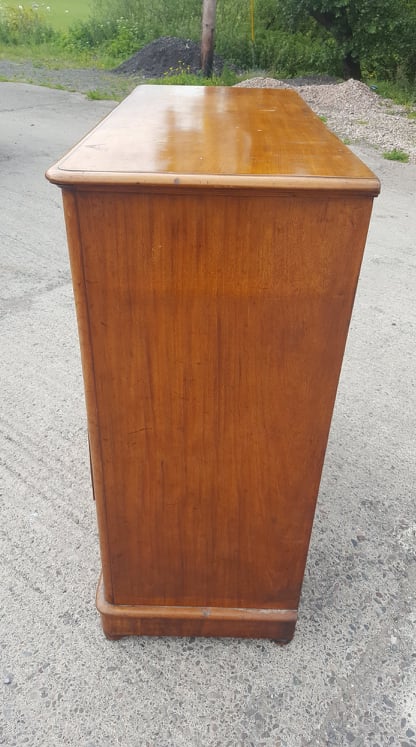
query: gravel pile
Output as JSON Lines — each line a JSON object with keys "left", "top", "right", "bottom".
{"left": 236, "top": 77, "right": 416, "bottom": 163}
{"left": 1, "top": 55, "right": 415, "bottom": 162}
{"left": 235, "top": 77, "right": 291, "bottom": 89}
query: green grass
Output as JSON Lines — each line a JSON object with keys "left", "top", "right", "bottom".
{"left": 11, "top": 1, "right": 91, "bottom": 31}
{"left": 1, "top": 3, "right": 415, "bottom": 99}
{"left": 149, "top": 66, "right": 239, "bottom": 87}
{"left": 0, "top": 29, "right": 125, "bottom": 69}
{"left": 382, "top": 148, "right": 410, "bottom": 163}
{"left": 367, "top": 78, "right": 416, "bottom": 107}
{"left": 0, "top": 43, "right": 117, "bottom": 69}
{"left": 86, "top": 88, "right": 118, "bottom": 100}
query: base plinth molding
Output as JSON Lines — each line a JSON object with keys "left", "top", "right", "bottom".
{"left": 96, "top": 575, "right": 297, "bottom": 642}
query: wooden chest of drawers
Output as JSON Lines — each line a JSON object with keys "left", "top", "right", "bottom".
{"left": 47, "top": 85, "right": 379, "bottom": 641}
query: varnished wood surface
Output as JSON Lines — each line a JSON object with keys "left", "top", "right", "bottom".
{"left": 96, "top": 575, "right": 297, "bottom": 642}
{"left": 61, "top": 186, "right": 374, "bottom": 616}
{"left": 49, "top": 86, "right": 379, "bottom": 639}
{"left": 46, "top": 85, "right": 380, "bottom": 194}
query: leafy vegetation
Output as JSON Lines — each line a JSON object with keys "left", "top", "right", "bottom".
{"left": 382, "top": 148, "right": 410, "bottom": 162}
{"left": 368, "top": 79, "right": 416, "bottom": 107}
{"left": 0, "top": 0, "right": 415, "bottom": 99}
{"left": 0, "top": 5, "right": 57, "bottom": 45}
{"left": 59, "top": 0, "right": 340, "bottom": 76}
{"left": 272, "top": 0, "right": 416, "bottom": 82}
{"left": 86, "top": 87, "right": 117, "bottom": 100}
{"left": 154, "top": 66, "right": 238, "bottom": 87}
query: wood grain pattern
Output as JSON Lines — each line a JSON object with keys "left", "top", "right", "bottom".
{"left": 46, "top": 86, "right": 380, "bottom": 194}
{"left": 63, "top": 186, "right": 374, "bottom": 614}
{"left": 96, "top": 575, "right": 297, "bottom": 642}
{"left": 48, "top": 86, "right": 379, "bottom": 640}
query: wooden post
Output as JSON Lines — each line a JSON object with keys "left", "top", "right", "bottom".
{"left": 201, "top": 0, "right": 217, "bottom": 77}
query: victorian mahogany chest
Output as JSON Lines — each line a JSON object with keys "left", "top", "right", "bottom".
{"left": 47, "top": 85, "right": 379, "bottom": 641}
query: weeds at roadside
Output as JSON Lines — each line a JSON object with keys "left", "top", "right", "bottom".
{"left": 86, "top": 88, "right": 117, "bottom": 100}
{"left": 383, "top": 148, "right": 410, "bottom": 162}
{"left": 151, "top": 66, "right": 238, "bottom": 87}
{"left": 367, "top": 78, "right": 416, "bottom": 107}
{"left": 0, "top": 0, "right": 415, "bottom": 108}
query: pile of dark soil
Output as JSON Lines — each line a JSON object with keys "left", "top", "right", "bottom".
{"left": 113, "top": 36, "right": 225, "bottom": 78}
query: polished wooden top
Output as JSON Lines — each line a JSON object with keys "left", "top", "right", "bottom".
{"left": 47, "top": 85, "right": 380, "bottom": 193}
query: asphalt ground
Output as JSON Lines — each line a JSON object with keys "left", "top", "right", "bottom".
{"left": 1, "top": 82, "right": 415, "bottom": 746}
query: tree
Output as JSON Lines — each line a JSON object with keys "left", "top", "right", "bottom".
{"left": 201, "top": 0, "right": 217, "bottom": 76}
{"left": 275, "top": 0, "right": 414, "bottom": 80}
